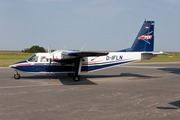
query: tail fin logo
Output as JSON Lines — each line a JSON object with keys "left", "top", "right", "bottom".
{"left": 138, "top": 31, "right": 153, "bottom": 44}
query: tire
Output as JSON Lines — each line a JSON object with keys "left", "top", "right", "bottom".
{"left": 14, "top": 73, "right": 20, "bottom": 79}
{"left": 73, "top": 76, "right": 80, "bottom": 82}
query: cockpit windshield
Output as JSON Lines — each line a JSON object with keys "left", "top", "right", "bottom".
{"left": 28, "top": 54, "right": 38, "bottom": 62}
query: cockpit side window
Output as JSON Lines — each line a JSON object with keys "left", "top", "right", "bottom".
{"left": 28, "top": 55, "right": 38, "bottom": 62}
{"left": 40, "top": 56, "right": 48, "bottom": 62}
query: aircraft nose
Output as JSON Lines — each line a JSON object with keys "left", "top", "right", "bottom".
{"left": 9, "top": 60, "right": 28, "bottom": 68}
{"left": 9, "top": 63, "right": 17, "bottom": 68}
{"left": 9, "top": 65, "right": 13, "bottom": 68}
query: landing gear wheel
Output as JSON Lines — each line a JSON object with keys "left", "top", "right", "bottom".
{"left": 14, "top": 73, "right": 20, "bottom": 79}
{"left": 68, "top": 73, "right": 74, "bottom": 77}
{"left": 73, "top": 76, "right": 80, "bottom": 82}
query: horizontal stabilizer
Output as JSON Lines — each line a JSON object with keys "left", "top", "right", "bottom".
{"left": 141, "top": 51, "right": 164, "bottom": 55}
{"left": 141, "top": 51, "right": 164, "bottom": 60}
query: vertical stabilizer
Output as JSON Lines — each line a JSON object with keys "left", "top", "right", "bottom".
{"left": 130, "top": 20, "right": 154, "bottom": 51}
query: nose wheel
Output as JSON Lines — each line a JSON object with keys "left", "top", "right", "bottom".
{"left": 14, "top": 70, "right": 20, "bottom": 79}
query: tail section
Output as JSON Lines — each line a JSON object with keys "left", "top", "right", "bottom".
{"left": 131, "top": 20, "right": 154, "bottom": 51}
{"left": 118, "top": 20, "right": 154, "bottom": 52}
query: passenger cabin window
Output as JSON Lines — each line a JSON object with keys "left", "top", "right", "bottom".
{"left": 28, "top": 55, "right": 38, "bottom": 62}
{"left": 40, "top": 56, "right": 48, "bottom": 62}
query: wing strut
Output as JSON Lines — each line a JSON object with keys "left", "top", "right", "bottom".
{"left": 73, "top": 58, "right": 83, "bottom": 81}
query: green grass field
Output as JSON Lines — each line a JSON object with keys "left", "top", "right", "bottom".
{"left": 0, "top": 51, "right": 33, "bottom": 67}
{"left": 0, "top": 51, "right": 180, "bottom": 67}
{"left": 136, "top": 52, "right": 180, "bottom": 63}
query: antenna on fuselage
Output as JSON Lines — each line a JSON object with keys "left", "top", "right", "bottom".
{"left": 63, "top": 45, "right": 67, "bottom": 50}
{"left": 80, "top": 44, "right": 86, "bottom": 51}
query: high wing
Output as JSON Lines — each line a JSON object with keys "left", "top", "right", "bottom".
{"left": 53, "top": 51, "right": 109, "bottom": 63}
{"left": 62, "top": 51, "right": 109, "bottom": 57}
{"left": 53, "top": 51, "right": 109, "bottom": 81}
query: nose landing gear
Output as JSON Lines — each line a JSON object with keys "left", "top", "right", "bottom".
{"left": 14, "top": 70, "right": 20, "bottom": 79}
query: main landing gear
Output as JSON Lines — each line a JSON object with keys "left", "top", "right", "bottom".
{"left": 68, "top": 73, "right": 80, "bottom": 82}
{"left": 67, "top": 58, "right": 82, "bottom": 82}
{"left": 14, "top": 70, "right": 20, "bottom": 79}
{"left": 73, "top": 76, "right": 80, "bottom": 82}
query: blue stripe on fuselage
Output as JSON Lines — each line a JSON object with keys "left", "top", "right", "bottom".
{"left": 87, "top": 60, "right": 136, "bottom": 71}
{"left": 11, "top": 60, "right": 136, "bottom": 73}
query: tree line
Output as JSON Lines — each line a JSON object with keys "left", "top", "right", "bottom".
{"left": 22, "top": 45, "right": 46, "bottom": 53}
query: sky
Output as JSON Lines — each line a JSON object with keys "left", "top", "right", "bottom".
{"left": 0, "top": 0, "right": 180, "bottom": 52}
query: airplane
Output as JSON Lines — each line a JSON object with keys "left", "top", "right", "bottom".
{"left": 9, "top": 20, "right": 162, "bottom": 82}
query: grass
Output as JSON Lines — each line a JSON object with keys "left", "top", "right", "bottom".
{"left": 0, "top": 59, "right": 28, "bottom": 67}
{"left": 0, "top": 51, "right": 33, "bottom": 66}
{"left": 136, "top": 52, "right": 180, "bottom": 63}
{"left": 0, "top": 51, "right": 180, "bottom": 67}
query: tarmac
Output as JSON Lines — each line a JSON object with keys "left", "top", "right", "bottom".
{"left": 0, "top": 62, "right": 180, "bottom": 120}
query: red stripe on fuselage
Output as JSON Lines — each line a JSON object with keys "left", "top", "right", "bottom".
{"left": 85, "top": 60, "right": 103, "bottom": 64}
{"left": 53, "top": 58, "right": 61, "bottom": 60}
{"left": 13, "top": 63, "right": 32, "bottom": 67}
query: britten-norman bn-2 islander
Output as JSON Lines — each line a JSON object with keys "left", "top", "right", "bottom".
{"left": 9, "top": 20, "right": 162, "bottom": 82}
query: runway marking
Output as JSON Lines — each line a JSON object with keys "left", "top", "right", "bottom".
{"left": 0, "top": 73, "right": 176, "bottom": 89}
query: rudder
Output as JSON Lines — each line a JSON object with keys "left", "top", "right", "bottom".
{"left": 131, "top": 20, "right": 154, "bottom": 52}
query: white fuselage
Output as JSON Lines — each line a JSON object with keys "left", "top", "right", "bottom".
{"left": 9, "top": 50, "right": 155, "bottom": 74}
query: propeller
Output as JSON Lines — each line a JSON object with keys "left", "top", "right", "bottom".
{"left": 47, "top": 45, "right": 53, "bottom": 80}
